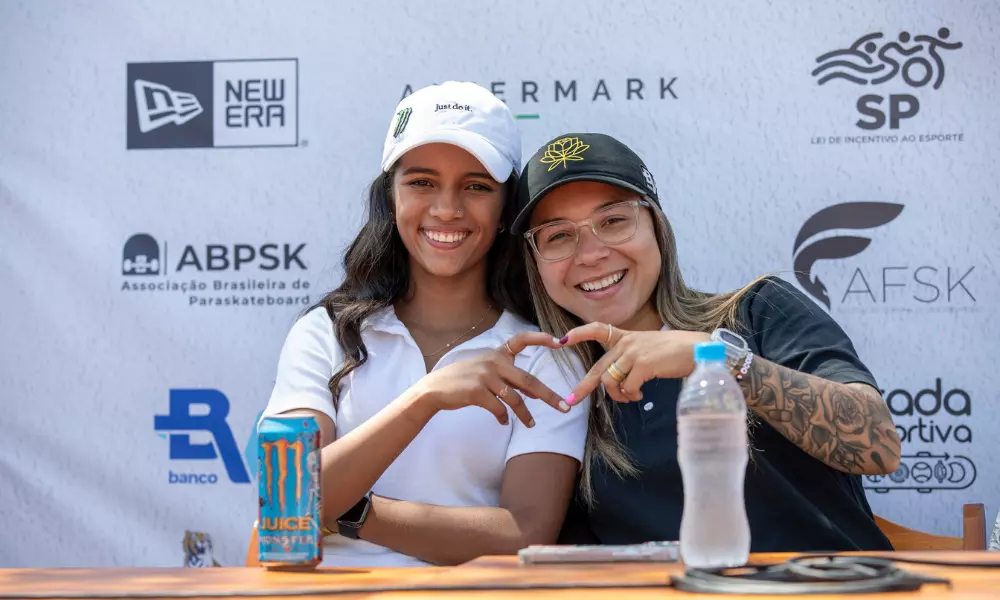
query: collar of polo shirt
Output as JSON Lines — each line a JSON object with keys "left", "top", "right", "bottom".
{"left": 362, "top": 305, "right": 525, "bottom": 352}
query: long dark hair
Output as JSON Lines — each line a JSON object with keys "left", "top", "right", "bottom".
{"left": 312, "top": 167, "right": 533, "bottom": 408}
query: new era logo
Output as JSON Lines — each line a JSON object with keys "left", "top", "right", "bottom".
{"left": 127, "top": 59, "right": 298, "bottom": 149}
{"left": 134, "top": 79, "right": 204, "bottom": 133}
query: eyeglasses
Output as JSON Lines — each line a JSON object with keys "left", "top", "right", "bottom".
{"left": 523, "top": 199, "right": 652, "bottom": 262}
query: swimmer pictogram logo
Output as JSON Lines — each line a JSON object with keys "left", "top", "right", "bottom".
{"left": 809, "top": 28, "right": 966, "bottom": 138}
{"left": 812, "top": 28, "right": 962, "bottom": 90}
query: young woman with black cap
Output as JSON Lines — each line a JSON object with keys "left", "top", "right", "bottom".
{"left": 258, "top": 85, "right": 589, "bottom": 567}
{"left": 511, "top": 133, "right": 902, "bottom": 552}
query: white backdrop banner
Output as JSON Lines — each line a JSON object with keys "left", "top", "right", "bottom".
{"left": 1, "top": 0, "right": 997, "bottom": 568}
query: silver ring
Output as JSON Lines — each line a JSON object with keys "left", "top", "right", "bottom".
{"left": 606, "top": 323, "right": 613, "bottom": 345}
{"left": 498, "top": 386, "right": 509, "bottom": 398}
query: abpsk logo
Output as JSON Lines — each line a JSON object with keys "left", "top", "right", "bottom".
{"left": 792, "top": 202, "right": 904, "bottom": 309}
{"left": 812, "top": 28, "right": 962, "bottom": 130}
{"left": 123, "top": 233, "right": 161, "bottom": 275}
{"left": 127, "top": 58, "right": 298, "bottom": 149}
{"left": 154, "top": 389, "right": 251, "bottom": 484}
{"left": 119, "top": 232, "right": 312, "bottom": 308}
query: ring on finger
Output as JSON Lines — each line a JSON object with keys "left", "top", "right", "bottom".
{"left": 503, "top": 341, "right": 515, "bottom": 356}
{"left": 606, "top": 323, "right": 613, "bottom": 345}
{"left": 607, "top": 361, "right": 627, "bottom": 382}
{"left": 497, "top": 385, "right": 510, "bottom": 399}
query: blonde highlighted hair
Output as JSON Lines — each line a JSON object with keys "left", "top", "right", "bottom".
{"left": 524, "top": 200, "right": 769, "bottom": 507}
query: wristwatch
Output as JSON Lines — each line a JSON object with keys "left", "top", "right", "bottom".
{"left": 337, "top": 492, "right": 374, "bottom": 539}
{"left": 710, "top": 328, "right": 750, "bottom": 376}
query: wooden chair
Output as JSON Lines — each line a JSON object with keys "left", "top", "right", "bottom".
{"left": 874, "top": 503, "right": 987, "bottom": 551}
{"left": 246, "top": 522, "right": 260, "bottom": 567}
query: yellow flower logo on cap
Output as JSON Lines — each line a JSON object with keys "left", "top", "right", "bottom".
{"left": 539, "top": 137, "right": 590, "bottom": 171}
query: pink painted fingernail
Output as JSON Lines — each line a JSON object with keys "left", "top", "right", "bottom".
{"left": 565, "top": 393, "right": 577, "bottom": 407}
{"left": 558, "top": 336, "right": 569, "bottom": 345}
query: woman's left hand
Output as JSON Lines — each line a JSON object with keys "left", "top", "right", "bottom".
{"left": 561, "top": 323, "right": 711, "bottom": 403}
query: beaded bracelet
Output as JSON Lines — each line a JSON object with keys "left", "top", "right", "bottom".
{"left": 736, "top": 351, "right": 754, "bottom": 381}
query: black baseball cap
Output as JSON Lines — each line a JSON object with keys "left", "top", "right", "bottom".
{"left": 512, "top": 133, "right": 660, "bottom": 235}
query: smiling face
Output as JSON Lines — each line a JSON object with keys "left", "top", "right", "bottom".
{"left": 392, "top": 143, "right": 506, "bottom": 280}
{"left": 528, "top": 181, "right": 663, "bottom": 330}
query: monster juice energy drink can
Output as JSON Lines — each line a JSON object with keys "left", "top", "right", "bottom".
{"left": 257, "top": 415, "right": 323, "bottom": 569}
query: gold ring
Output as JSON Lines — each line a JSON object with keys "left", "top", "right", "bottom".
{"left": 606, "top": 323, "right": 613, "bottom": 345}
{"left": 503, "top": 341, "right": 514, "bottom": 356}
{"left": 607, "top": 362, "right": 627, "bottom": 382}
{"left": 498, "top": 386, "right": 509, "bottom": 398}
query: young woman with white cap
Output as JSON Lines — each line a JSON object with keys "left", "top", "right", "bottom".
{"left": 259, "top": 83, "right": 588, "bottom": 567}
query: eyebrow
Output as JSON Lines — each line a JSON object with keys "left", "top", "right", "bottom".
{"left": 400, "top": 166, "right": 494, "bottom": 180}
{"left": 536, "top": 198, "right": 634, "bottom": 225}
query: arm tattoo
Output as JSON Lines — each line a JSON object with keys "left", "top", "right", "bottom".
{"left": 740, "top": 357, "right": 901, "bottom": 475}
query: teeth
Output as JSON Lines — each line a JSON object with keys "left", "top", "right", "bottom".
{"left": 580, "top": 271, "right": 625, "bottom": 292}
{"left": 423, "top": 230, "right": 469, "bottom": 243}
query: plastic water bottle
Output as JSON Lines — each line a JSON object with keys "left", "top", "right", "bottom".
{"left": 676, "top": 341, "right": 751, "bottom": 568}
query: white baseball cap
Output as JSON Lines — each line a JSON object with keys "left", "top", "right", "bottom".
{"left": 380, "top": 81, "right": 521, "bottom": 183}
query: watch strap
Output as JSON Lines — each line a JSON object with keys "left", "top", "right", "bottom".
{"left": 711, "top": 328, "right": 748, "bottom": 374}
{"left": 336, "top": 492, "right": 373, "bottom": 540}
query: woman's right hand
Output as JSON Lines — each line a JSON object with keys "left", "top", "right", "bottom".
{"left": 415, "top": 332, "right": 572, "bottom": 428}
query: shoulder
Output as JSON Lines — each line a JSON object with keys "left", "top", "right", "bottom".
{"left": 294, "top": 304, "right": 336, "bottom": 333}
{"left": 277, "top": 305, "right": 341, "bottom": 364}
{"left": 284, "top": 304, "right": 388, "bottom": 353}
{"left": 286, "top": 305, "right": 337, "bottom": 343}
{"left": 736, "top": 275, "right": 822, "bottom": 322}
{"left": 733, "top": 274, "right": 845, "bottom": 340}
{"left": 733, "top": 276, "right": 877, "bottom": 387}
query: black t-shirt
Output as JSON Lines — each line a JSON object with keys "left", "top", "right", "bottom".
{"left": 558, "top": 276, "right": 893, "bottom": 552}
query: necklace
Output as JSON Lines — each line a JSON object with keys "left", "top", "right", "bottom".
{"left": 421, "top": 305, "right": 494, "bottom": 357}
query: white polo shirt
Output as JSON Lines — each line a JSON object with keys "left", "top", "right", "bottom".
{"left": 260, "top": 305, "right": 590, "bottom": 568}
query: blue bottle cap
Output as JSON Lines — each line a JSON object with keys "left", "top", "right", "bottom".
{"left": 693, "top": 341, "right": 727, "bottom": 363}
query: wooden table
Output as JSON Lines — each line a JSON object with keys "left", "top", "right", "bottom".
{"left": 2, "top": 552, "right": 998, "bottom": 599}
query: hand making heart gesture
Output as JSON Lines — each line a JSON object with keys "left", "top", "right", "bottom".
{"left": 560, "top": 322, "right": 711, "bottom": 404}
{"left": 417, "top": 331, "right": 571, "bottom": 427}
